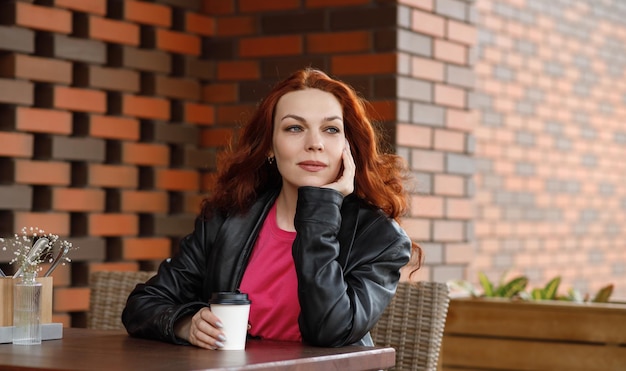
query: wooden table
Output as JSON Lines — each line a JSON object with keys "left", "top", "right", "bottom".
{"left": 0, "top": 328, "right": 395, "bottom": 370}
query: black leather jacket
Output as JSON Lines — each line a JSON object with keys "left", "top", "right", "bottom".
{"left": 122, "top": 186, "right": 411, "bottom": 347}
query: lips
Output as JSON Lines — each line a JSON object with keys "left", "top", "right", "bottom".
{"left": 297, "top": 161, "right": 326, "bottom": 172}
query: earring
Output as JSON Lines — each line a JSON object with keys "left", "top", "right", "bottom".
{"left": 267, "top": 156, "right": 275, "bottom": 164}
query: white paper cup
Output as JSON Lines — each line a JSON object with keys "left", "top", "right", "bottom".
{"left": 209, "top": 292, "right": 251, "bottom": 350}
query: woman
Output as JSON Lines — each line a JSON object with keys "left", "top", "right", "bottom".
{"left": 122, "top": 68, "right": 422, "bottom": 349}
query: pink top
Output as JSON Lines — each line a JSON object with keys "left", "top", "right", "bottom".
{"left": 239, "top": 202, "right": 302, "bottom": 342}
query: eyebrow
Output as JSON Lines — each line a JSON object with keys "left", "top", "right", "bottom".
{"left": 280, "top": 114, "right": 343, "bottom": 122}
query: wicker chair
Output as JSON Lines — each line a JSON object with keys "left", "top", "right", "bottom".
{"left": 87, "top": 270, "right": 156, "bottom": 330}
{"left": 370, "top": 281, "right": 450, "bottom": 371}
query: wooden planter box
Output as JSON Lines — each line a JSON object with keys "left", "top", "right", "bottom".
{"left": 441, "top": 298, "right": 626, "bottom": 371}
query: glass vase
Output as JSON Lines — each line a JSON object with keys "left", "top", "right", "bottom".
{"left": 13, "top": 271, "right": 42, "bottom": 345}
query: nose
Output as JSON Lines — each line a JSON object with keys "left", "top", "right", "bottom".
{"left": 306, "top": 132, "right": 323, "bottom": 151}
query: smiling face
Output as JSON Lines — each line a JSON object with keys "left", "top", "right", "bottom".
{"left": 271, "top": 88, "right": 346, "bottom": 195}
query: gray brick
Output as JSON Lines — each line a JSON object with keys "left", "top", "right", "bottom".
{"left": 615, "top": 132, "right": 626, "bottom": 144}
{"left": 398, "top": 5, "right": 411, "bottom": 28}
{"left": 398, "top": 29, "right": 431, "bottom": 56}
{"left": 447, "top": 65, "right": 474, "bottom": 89}
{"left": 446, "top": 153, "right": 474, "bottom": 175}
{"left": 545, "top": 121, "right": 563, "bottom": 135}
{"left": 412, "top": 171, "right": 432, "bottom": 194}
{"left": 474, "top": 158, "right": 492, "bottom": 172}
{"left": 468, "top": 92, "right": 492, "bottom": 110}
{"left": 515, "top": 101, "right": 534, "bottom": 115}
{"left": 493, "top": 65, "right": 514, "bottom": 81}
{"left": 545, "top": 179, "right": 562, "bottom": 193}
{"left": 515, "top": 39, "right": 536, "bottom": 55}
{"left": 515, "top": 162, "right": 534, "bottom": 176}
{"left": 612, "top": 262, "right": 626, "bottom": 275}
{"left": 525, "top": 87, "right": 544, "bottom": 102}
{"left": 502, "top": 239, "right": 522, "bottom": 252}
{"left": 515, "top": 131, "right": 535, "bottom": 146}
{"left": 466, "top": 134, "right": 475, "bottom": 154}
{"left": 398, "top": 76, "right": 432, "bottom": 101}
{"left": 565, "top": 181, "right": 580, "bottom": 194}
{"left": 466, "top": 177, "right": 474, "bottom": 197}
{"left": 588, "top": 250, "right": 604, "bottom": 264}
{"left": 544, "top": 61, "right": 564, "bottom": 77}
{"left": 397, "top": 100, "right": 410, "bottom": 122}
{"left": 581, "top": 153, "right": 597, "bottom": 167}
{"left": 504, "top": 207, "right": 523, "bottom": 220}
{"left": 599, "top": 102, "right": 613, "bottom": 115}
{"left": 0, "top": 185, "right": 31, "bottom": 210}
{"left": 432, "top": 265, "right": 465, "bottom": 283}
{"left": 478, "top": 29, "right": 495, "bottom": 45}
{"left": 555, "top": 138, "right": 571, "bottom": 151}
{"left": 465, "top": 221, "right": 474, "bottom": 242}
{"left": 411, "top": 102, "right": 444, "bottom": 126}
{"left": 49, "top": 136, "right": 106, "bottom": 162}
{"left": 436, "top": 0, "right": 468, "bottom": 21}
{"left": 573, "top": 82, "right": 590, "bottom": 97}
{"left": 482, "top": 174, "right": 502, "bottom": 189}
{"left": 580, "top": 126, "right": 597, "bottom": 140}
{"left": 421, "top": 243, "right": 444, "bottom": 264}
{"left": 483, "top": 111, "right": 503, "bottom": 126}
{"left": 598, "top": 183, "right": 614, "bottom": 196}
{"left": 493, "top": 252, "right": 513, "bottom": 269}
{"left": 573, "top": 111, "right": 588, "bottom": 125}
{"left": 0, "top": 25, "right": 34, "bottom": 53}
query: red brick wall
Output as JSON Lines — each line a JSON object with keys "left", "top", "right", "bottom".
{"left": 471, "top": 0, "right": 626, "bottom": 299}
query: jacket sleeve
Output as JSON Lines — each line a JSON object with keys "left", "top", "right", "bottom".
{"left": 121, "top": 216, "right": 216, "bottom": 344}
{"left": 293, "top": 187, "right": 412, "bottom": 347}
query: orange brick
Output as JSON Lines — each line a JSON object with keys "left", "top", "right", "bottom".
{"left": 434, "top": 84, "right": 466, "bottom": 108}
{"left": 53, "top": 0, "right": 106, "bottom": 15}
{"left": 239, "top": 0, "right": 300, "bottom": 11}
{"left": 156, "top": 29, "right": 201, "bottom": 56}
{"left": 88, "top": 214, "right": 139, "bottom": 236}
{"left": 331, "top": 53, "right": 397, "bottom": 75}
{"left": 447, "top": 19, "right": 476, "bottom": 46}
{"left": 306, "top": 31, "right": 370, "bottom": 54}
{"left": 54, "top": 86, "right": 106, "bottom": 113}
{"left": 397, "top": 0, "right": 433, "bottom": 11}
{"left": 434, "top": 174, "right": 465, "bottom": 196}
{"left": 14, "top": 2, "right": 72, "bottom": 34}
{"left": 15, "top": 107, "right": 72, "bottom": 135}
{"left": 399, "top": 217, "right": 431, "bottom": 241}
{"left": 216, "top": 104, "right": 254, "bottom": 125}
{"left": 367, "top": 100, "right": 396, "bottom": 122}
{"left": 51, "top": 314, "right": 71, "bottom": 327}
{"left": 239, "top": 35, "right": 302, "bottom": 57}
{"left": 434, "top": 39, "right": 467, "bottom": 64}
{"left": 88, "top": 15, "right": 140, "bottom": 46}
{"left": 216, "top": 16, "right": 256, "bottom": 36}
{"left": 434, "top": 128, "right": 465, "bottom": 152}
{"left": 216, "top": 60, "right": 260, "bottom": 80}
{"left": 202, "top": 83, "right": 238, "bottom": 103}
{"left": 411, "top": 195, "right": 444, "bottom": 218}
{"left": 124, "top": 1, "right": 171, "bottom": 27}
{"left": 120, "top": 191, "right": 168, "bottom": 213}
{"left": 397, "top": 123, "right": 432, "bottom": 148}
{"left": 52, "top": 188, "right": 105, "bottom": 212}
{"left": 446, "top": 198, "right": 473, "bottom": 219}
{"left": 201, "top": 172, "right": 217, "bottom": 192}
{"left": 88, "top": 164, "right": 138, "bottom": 188}
{"left": 43, "top": 263, "right": 71, "bottom": 286}
{"left": 412, "top": 9, "right": 445, "bottom": 37}
{"left": 184, "top": 193, "right": 205, "bottom": 214}
{"left": 88, "top": 262, "right": 140, "bottom": 273}
{"left": 306, "top": 0, "right": 369, "bottom": 7}
{"left": 13, "top": 212, "right": 70, "bottom": 236}
{"left": 0, "top": 54, "right": 72, "bottom": 84}
{"left": 121, "top": 237, "right": 171, "bottom": 260}
{"left": 155, "top": 169, "right": 200, "bottom": 191}
{"left": 121, "top": 142, "right": 170, "bottom": 166}
{"left": 15, "top": 160, "right": 71, "bottom": 186}
{"left": 122, "top": 95, "right": 170, "bottom": 120}
{"left": 412, "top": 56, "right": 445, "bottom": 82}
{"left": 184, "top": 102, "right": 215, "bottom": 125}
{"left": 201, "top": 128, "right": 233, "bottom": 147}
{"left": 203, "top": 0, "right": 235, "bottom": 14}
{"left": 433, "top": 220, "right": 465, "bottom": 241}
{"left": 0, "top": 132, "right": 33, "bottom": 157}
{"left": 53, "top": 287, "right": 90, "bottom": 312}
{"left": 89, "top": 115, "right": 140, "bottom": 141}
{"left": 186, "top": 12, "right": 215, "bottom": 36}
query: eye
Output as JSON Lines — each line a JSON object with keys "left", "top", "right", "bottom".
{"left": 324, "top": 126, "right": 341, "bottom": 134}
{"left": 286, "top": 125, "right": 303, "bottom": 132}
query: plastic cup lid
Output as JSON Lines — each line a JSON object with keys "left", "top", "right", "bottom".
{"left": 209, "top": 291, "right": 251, "bottom": 305}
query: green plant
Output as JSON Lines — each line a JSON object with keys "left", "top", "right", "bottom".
{"left": 448, "top": 272, "right": 614, "bottom": 303}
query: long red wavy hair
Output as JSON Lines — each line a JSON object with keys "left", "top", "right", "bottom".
{"left": 203, "top": 68, "right": 410, "bottom": 219}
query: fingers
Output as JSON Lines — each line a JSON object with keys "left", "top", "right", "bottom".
{"left": 187, "top": 307, "right": 227, "bottom": 350}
